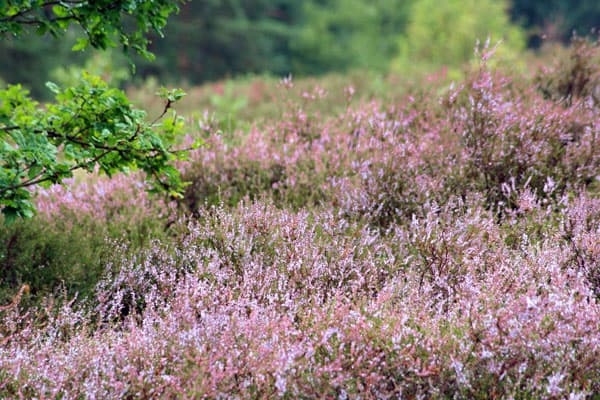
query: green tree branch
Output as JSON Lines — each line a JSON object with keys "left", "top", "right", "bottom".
{"left": 0, "top": 1, "right": 193, "bottom": 222}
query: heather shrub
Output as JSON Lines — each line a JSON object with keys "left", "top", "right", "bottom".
{"left": 182, "top": 86, "right": 336, "bottom": 213}
{"left": 184, "top": 158, "right": 286, "bottom": 210}
{"left": 94, "top": 202, "right": 391, "bottom": 320}
{"left": 330, "top": 92, "right": 458, "bottom": 226}
{"left": 34, "top": 172, "right": 178, "bottom": 233}
{"left": 559, "top": 194, "right": 600, "bottom": 296}
{"left": 446, "top": 49, "right": 599, "bottom": 212}
{"left": 182, "top": 49, "right": 598, "bottom": 228}
{"left": 0, "top": 172, "right": 178, "bottom": 305}
{"left": 0, "top": 216, "right": 113, "bottom": 306}
{"left": 2, "top": 197, "right": 599, "bottom": 398}
{"left": 536, "top": 36, "right": 600, "bottom": 106}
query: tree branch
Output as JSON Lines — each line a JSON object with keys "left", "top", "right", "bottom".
{"left": 0, "top": 148, "right": 112, "bottom": 195}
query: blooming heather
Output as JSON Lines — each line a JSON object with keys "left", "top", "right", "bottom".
{"left": 1, "top": 41, "right": 599, "bottom": 399}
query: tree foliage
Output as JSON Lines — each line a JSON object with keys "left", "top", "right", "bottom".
{"left": 0, "top": 0, "right": 190, "bottom": 221}
{"left": 135, "top": 0, "right": 299, "bottom": 84}
{"left": 1, "top": 0, "right": 181, "bottom": 57}
{"left": 290, "top": 0, "right": 410, "bottom": 75}
{"left": 393, "top": 0, "right": 525, "bottom": 73}
{"left": 1, "top": 0, "right": 599, "bottom": 94}
{"left": 510, "top": 0, "right": 600, "bottom": 45}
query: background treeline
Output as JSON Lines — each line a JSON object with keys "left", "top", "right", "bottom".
{"left": 1, "top": 0, "right": 599, "bottom": 99}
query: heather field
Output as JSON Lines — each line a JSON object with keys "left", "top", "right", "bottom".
{"left": 1, "top": 41, "right": 599, "bottom": 399}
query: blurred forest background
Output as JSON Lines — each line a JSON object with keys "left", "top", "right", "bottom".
{"left": 1, "top": 0, "right": 599, "bottom": 100}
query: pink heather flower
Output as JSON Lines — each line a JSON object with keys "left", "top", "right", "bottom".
{"left": 546, "top": 372, "right": 565, "bottom": 396}
{"left": 275, "top": 372, "right": 287, "bottom": 396}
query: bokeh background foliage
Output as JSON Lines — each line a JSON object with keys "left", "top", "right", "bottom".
{"left": 1, "top": 0, "right": 599, "bottom": 97}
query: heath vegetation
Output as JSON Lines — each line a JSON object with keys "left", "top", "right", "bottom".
{"left": 1, "top": 35, "right": 599, "bottom": 398}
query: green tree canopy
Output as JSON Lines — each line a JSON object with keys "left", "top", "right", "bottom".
{"left": 1, "top": 0, "right": 181, "bottom": 57}
{"left": 392, "top": 0, "right": 525, "bottom": 74}
{"left": 135, "top": 0, "right": 300, "bottom": 84}
{"left": 290, "top": 0, "right": 410, "bottom": 75}
{"left": 510, "top": 0, "right": 600, "bottom": 45}
{"left": 0, "top": 0, "right": 190, "bottom": 222}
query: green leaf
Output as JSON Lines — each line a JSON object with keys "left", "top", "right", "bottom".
{"left": 72, "top": 38, "right": 89, "bottom": 52}
{"left": 191, "top": 138, "right": 204, "bottom": 150}
{"left": 20, "top": 207, "right": 34, "bottom": 218}
{"left": 46, "top": 81, "right": 60, "bottom": 94}
{"left": 52, "top": 5, "right": 69, "bottom": 17}
{"left": 36, "top": 23, "right": 48, "bottom": 36}
{"left": 1, "top": 206, "right": 18, "bottom": 225}
{"left": 28, "top": 164, "right": 43, "bottom": 180}
{"left": 157, "top": 87, "right": 186, "bottom": 102}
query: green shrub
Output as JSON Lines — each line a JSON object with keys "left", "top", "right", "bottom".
{"left": 0, "top": 217, "right": 109, "bottom": 305}
{"left": 0, "top": 207, "right": 174, "bottom": 306}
